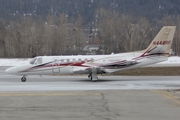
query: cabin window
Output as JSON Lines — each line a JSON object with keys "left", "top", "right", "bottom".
{"left": 78, "top": 58, "right": 82, "bottom": 62}
{"left": 61, "top": 59, "right": 64, "bottom": 63}
{"left": 54, "top": 59, "right": 58, "bottom": 63}
{"left": 84, "top": 58, "right": 88, "bottom": 62}
{"left": 72, "top": 58, "right": 76, "bottom": 62}
{"left": 90, "top": 58, "right": 94, "bottom": 62}
{"left": 67, "top": 59, "right": 70, "bottom": 63}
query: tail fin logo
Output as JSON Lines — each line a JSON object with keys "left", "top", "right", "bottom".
{"left": 153, "top": 40, "right": 171, "bottom": 45}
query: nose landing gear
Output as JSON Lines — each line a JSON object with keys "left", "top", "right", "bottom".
{"left": 21, "top": 76, "right": 27, "bottom": 82}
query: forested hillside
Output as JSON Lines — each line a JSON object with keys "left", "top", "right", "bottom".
{"left": 0, "top": 0, "right": 180, "bottom": 22}
{"left": 0, "top": 0, "right": 180, "bottom": 57}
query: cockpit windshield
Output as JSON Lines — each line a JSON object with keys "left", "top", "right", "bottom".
{"left": 30, "top": 58, "right": 37, "bottom": 64}
{"left": 30, "top": 57, "right": 43, "bottom": 65}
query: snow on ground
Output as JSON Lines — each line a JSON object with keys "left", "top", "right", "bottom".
{"left": 0, "top": 56, "right": 180, "bottom": 67}
{"left": 159, "top": 56, "right": 180, "bottom": 64}
{"left": 0, "top": 58, "right": 32, "bottom": 66}
{"left": 146, "top": 56, "right": 180, "bottom": 67}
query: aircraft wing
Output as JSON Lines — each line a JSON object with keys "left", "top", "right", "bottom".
{"left": 73, "top": 59, "right": 138, "bottom": 74}
{"left": 73, "top": 67, "right": 105, "bottom": 74}
{"left": 146, "top": 45, "right": 166, "bottom": 54}
{"left": 73, "top": 67, "right": 90, "bottom": 74}
{"left": 102, "top": 59, "right": 138, "bottom": 67}
{"left": 124, "top": 59, "right": 138, "bottom": 65}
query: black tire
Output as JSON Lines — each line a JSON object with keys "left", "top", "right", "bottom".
{"left": 92, "top": 79, "right": 98, "bottom": 82}
{"left": 21, "top": 77, "right": 26, "bottom": 82}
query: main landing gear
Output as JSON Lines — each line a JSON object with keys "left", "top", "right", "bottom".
{"left": 21, "top": 76, "right": 27, "bottom": 82}
{"left": 88, "top": 68, "right": 98, "bottom": 82}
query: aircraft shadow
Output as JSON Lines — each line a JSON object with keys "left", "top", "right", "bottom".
{"left": 72, "top": 78, "right": 145, "bottom": 82}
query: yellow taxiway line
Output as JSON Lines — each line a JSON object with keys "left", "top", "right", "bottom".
{"left": 0, "top": 91, "right": 101, "bottom": 97}
{"left": 153, "top": 90, "right": 180, "bottom": 105}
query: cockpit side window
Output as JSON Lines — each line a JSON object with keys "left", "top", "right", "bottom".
{"left": 37, "top": 57, "right": 42, "bottom": 64}
{"left": 30, "top": 58, "right": 37, "bottom": 64}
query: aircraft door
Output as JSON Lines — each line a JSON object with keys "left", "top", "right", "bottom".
{"left": 52, "top": 58, "right": 60, "bottom": 73}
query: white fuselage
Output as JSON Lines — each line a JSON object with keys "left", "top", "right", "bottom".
{"left": 5, "top": 52, "right": 168, "bottom": 76}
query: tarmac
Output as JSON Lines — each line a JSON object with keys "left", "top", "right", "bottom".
{"left": 0, "top": 67, "right": 180, "bottom": 120}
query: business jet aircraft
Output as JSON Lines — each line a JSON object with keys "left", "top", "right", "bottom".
{"left": 5, "top": 26, "right": 176, "bottom": 82}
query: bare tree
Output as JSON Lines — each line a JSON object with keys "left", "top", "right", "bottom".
{"left": 96, "top": 10, "right": 152, "bottom": 54}
{"left": 0, "top": 19, "right": 7, "bottom": 57}
{"left": 96, "top": 8, "right": 121, "bottom": 54}
{"left": 172, "top": 17, "right": 180, "bottom": 56}
{"left": 135, "top": 17, "right": 151, "bottom": 50}
{"left": 119, "top": 14, "right": 137, "bottom": 52}
{"left": 71, "top": 14, "right": 87, "bottom": 54}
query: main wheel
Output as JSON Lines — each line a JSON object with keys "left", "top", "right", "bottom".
{"left": 21, "top": 76, "right": 26, "bottom": 82}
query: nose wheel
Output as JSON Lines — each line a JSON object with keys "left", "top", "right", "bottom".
{"left": 21, "top": 76, "right": 27, "bottom": 82}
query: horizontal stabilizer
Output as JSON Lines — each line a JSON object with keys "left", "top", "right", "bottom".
{"left": 146, "top": 45, "right": 166, "bottom": 54}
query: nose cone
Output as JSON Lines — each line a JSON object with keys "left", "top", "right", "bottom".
{"left": 5, "top": 67, "right": 17, "bottom": 74}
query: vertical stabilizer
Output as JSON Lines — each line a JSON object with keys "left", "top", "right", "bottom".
{"left": 143, "top": 26, "right": 176, "bottom": 56}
